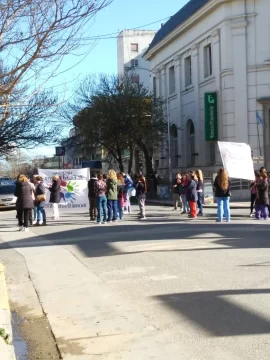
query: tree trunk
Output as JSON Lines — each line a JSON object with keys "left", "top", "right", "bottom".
{"left": 137, "top": 141, "right": 154, "bottom": 191}
{"left": 128, "top": 144, "right": 133, "bottom": 175}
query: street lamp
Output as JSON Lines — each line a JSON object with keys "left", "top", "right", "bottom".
{"left": 125, "top": 66, "right": 172, "bottom": 187}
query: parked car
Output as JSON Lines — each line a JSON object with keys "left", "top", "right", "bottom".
{"left": 0, "top": 180, "right": 16, "bottom": 209}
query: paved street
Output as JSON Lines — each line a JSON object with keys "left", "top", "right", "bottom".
{"left": 1, "top": 205, "right": 270, "bottom": 359}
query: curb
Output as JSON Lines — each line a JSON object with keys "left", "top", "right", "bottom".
{"left": 147, "top": 200, "right": 249, "bottom": 209}
{"left": 0, "top": 264, "right": 16, "bottom": 360}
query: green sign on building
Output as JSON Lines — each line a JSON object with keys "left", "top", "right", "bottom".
{"left": 205, "top": 92, "right": 218, "bottom": 141}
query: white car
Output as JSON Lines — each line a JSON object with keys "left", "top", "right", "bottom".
{"left": 0, "top": 181, "right": 17, "bottom": 209}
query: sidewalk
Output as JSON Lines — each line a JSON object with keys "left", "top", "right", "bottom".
{"left": 147, "top": 199, "right": 250, "bottom": 209}
{"left": 0, "top": 264, "right": 16, "bottom": 360}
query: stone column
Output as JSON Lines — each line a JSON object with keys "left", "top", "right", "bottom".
{"left": 174, "top": 54, "right": 182, "bottom": 168}
{"left": 191, "top": 43, "right": 200, "bottom": 166}
{"left": 231, "top": 18, "right": 248, "bottom": 143}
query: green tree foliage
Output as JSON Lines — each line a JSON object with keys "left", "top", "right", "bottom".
{"left": 64, "top": 74, "right": 167, "bottom": 179}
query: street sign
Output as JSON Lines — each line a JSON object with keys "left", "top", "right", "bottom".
{"left": 55, "top": 147, "right": 65, "bottom": 156}
{"left": 205, "top": 92, "right": 218, "bottom": 141}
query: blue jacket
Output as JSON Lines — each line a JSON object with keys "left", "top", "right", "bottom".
{"left": 186, "top": 180, "right": 198, "bottom": 202}
{"left": 124, "top": 175, "right": 133, "bottom": 191}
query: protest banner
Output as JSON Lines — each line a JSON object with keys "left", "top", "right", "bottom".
{"left": 37, "top": 168, "right": 90, "bottom": 209}
{"left": 218, "top": 142, "right": 255, "bottom": 180}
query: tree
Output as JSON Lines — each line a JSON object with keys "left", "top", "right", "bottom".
{"left": 0, "top": 0, "right": 113, "bottom": 126}
{"left": 1, "top": 149, "right": 32, "bottom": 179}
{"left": 63, "top": 74, "right": 166, "bottom": 181}
{"left": 0, "top": 90, "right": 61, "bottom": 156}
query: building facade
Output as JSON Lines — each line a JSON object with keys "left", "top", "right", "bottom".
{"left": 144, "top": 0, "right": 270, "bottom": 180}
{"left": 117, "top": 29, "right": 157, "bottom": 89}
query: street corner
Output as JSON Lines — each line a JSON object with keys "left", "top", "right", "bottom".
{"left": 0, "top": 263, "right": 16, "bottom": 360}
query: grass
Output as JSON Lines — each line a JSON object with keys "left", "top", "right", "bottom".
{"left": 0, "top": 328, "right": 10, "bottom": 344}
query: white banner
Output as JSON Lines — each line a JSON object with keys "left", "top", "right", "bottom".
{"left": 218, "top": 142, "right": 255, "bottom": 180}
{"left": 37, "top": 168, "right": 90, "bottom": 209}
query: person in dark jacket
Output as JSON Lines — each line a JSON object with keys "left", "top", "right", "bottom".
{"left": 49, "top": 175, "right": 61, "bottom": 220}
{"left": 106, "top": 170, "right": 118, "bottom": 222}
{"left": 35, "top": 176, "right": 47, "bottom": 225}
{"left": 14, "top": 174, "right": 34, "bottom": 231}
{"left": 95, "top": 173, "right": 107, "bottom": 224}
{"left": 255, "top": 171, "right": 269, "bottom": 220}
{"left": 136, "top": 175, "right": 147, "bottom": 220}
{"left": 172, "top": 173, "right": 182, "bottom": 211}
{"left": 88, "top": 173, "right": 98, "bottom": 221}
{"left": 186, "top": 172, "right": 198, "bottom": 219}
{"left": 214, "top": 168, "right": 231, "bottom": 222}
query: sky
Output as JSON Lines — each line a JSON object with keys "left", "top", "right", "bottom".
{"left": 31, "top": 0, "right": 189, "bottom": 158}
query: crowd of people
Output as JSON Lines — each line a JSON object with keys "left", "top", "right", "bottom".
{"left": 88, "top": 170, "right": 147, "bottom": 224}
{"left": 11, "top": 166, "right": 270, "bottom": 231}
{"left": 172, "top": 168, "right": 231, "bottom": 222}
{"left": 14, "top": 174, "right": 61, "bottom": 231}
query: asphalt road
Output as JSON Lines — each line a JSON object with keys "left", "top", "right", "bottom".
{"left": 1, "top": 205, "right": 270, "bottom": 360}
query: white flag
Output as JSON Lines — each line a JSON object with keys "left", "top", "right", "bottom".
{"left": 218, "top": 142, "right": 255, "bottom": 180}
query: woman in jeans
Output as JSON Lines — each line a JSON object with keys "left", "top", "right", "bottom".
{"left": 106, "top": 170, "right": 118, "bottom": 222}
{"left": 195, "top": 169, "right": 204, "bottom": 216}
{"left": 14, "top": 174, "right": 34, "bottom": 232}
{"left": 95, "top": 173, "right": 107, "bottom": 224}
{"left": 35, "top": 176, "right": 47, "bottom": 226}
{"left": 180, "top": 174, "right": 190, "bottom": 214}
{"left": 117, "top": 173, "right": 125, "bottom": 220}
{"left": 214, "top": 168, "right": 231, "bottom": 222}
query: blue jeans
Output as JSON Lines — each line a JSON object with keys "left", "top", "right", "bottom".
{"left": 180, "top": 194, "right": 190, "bottom": 213}
{"left": 37, "top": 204, "right": 46, "bottom": 224}
{"left": 216, "top": 197, "right": 230, "bottom": 221}
{"left": 107, "top": 200, "right": 118, "bottom": 221}
{"left": 34, "top": 206, "right": 38, "bottom": 221}
{"left": 96, "top": 195, "right": 107, "bottom": 223}
{"left": 197, "top": 192, "right": 203, "bottom": 215}
{"left": 117, "top": 199, "right": 123, "bottom": 219}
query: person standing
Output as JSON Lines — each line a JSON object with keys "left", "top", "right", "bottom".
{"left": 136, "top": 175, "right": 147, "bottom": 220}
{"left": 172, "top": 173, "right": 182, "bottom": 211}
{"left": 107, "top": 170, "right": 118, "bottom": 222}
{"left": 122, "top": 172, "right": 133, "bottom": 214}
{"left": 49, "top": 175, "right": 61, "bottom": 220}
{"left": 180, "top": 174, "right": 190, "bottom": 214}
{"left": 28, "top": 177, "right": 36, "bottom": 226}
{"left": 255, "top": 171, "right": 269, "bottom": 220}
{"left": 95, "top": 173, "right": 107, "bottom": 224}
{"left": 35, "top": 176, "right": 47, "bottom": 226}
{"left": 117, "top": 173, "right": 125, "bottom": 220}
{"left": 88, "top": 173, "right": 98, "bottom": 221}
{"left": 214, "top": 168, "right": 231, "bottom": 222}
{"left": 14, "top": 174, "right": 34, "bottom": 232}
{"left": 186, "top": 172, "right": 198, "bottom": 219}
{"left": 250, "top": 176, "right": 257, "bottom": 217}
{"left": 195, "top": 169, "right": 204, "bottom": 216}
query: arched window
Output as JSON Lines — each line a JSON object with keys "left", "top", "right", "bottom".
{"left": 186, "top": 119, "right": 195, "bottom": 166}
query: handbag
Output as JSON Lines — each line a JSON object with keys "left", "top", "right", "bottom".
{"left": 36, "top": 194, "right": 46, "bottom": 202}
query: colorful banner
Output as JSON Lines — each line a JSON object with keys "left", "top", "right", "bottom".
{"left": 37, "top": 168, "right": 90, "bottom": 209}
{"left": 218, "top": 142, "right": 255, "bottom": 180}
{"left": 205, "top": 92, "right": 218, "bottom": 141}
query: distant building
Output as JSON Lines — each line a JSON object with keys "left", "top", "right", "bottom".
{"left": 117, "top": 30, "right": 157, "bottom": 89}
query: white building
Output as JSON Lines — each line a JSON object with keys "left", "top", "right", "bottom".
{"left": 144, "top": 0, "right": 270, "bottom": 183}
{"left": 117, "top": 30, "right": 157, "bottom": 89}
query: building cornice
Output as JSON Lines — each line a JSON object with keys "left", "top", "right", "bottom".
{"left": 144, "top": 0, "right": 229, "bottom": 60}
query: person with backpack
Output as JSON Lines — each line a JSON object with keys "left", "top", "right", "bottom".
{"left": 136, "top": 175, "right": 147, "bottom": 220}
{"left": 95, "top": 173, "right": 107, "bottom": 224}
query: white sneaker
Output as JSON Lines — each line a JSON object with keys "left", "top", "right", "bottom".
{"left": 33, "top": 220, "right": 37, "bottom": 225}
{"left": 22, "top": 228, "right": 29, "bottom": 232}
{"left": 19, "top": 226, "right": 24, "bottom": 231}
{"left": 38, "top": 221, "right": 43, "bottom": 225}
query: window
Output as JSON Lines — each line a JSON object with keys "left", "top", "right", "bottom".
{"left": 185, "top": 56, "right": 192, "bottom": 87}
{"left": 131, "top": 74, "right": 139, "bottom": 84}
{"left": 131, "top": 43, "right": 138, "bottom": 52}
{"left": 186, "top": 119, "right": 195, "bottom": 166}
{"left": 169, "top": 65, "right": 175, "bottom": 94}
{"left": 204, "top": 44, "right": 212, "bottom": 78}
{"left": 153, "top": 76, "right": 157, "bottom": 98}
{"left": 131, "top": 59, "right": 138, "bottom": 68}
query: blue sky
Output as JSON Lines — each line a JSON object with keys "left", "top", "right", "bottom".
{"left": 33, "top": 0, "right": 189, "bottom": 157}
